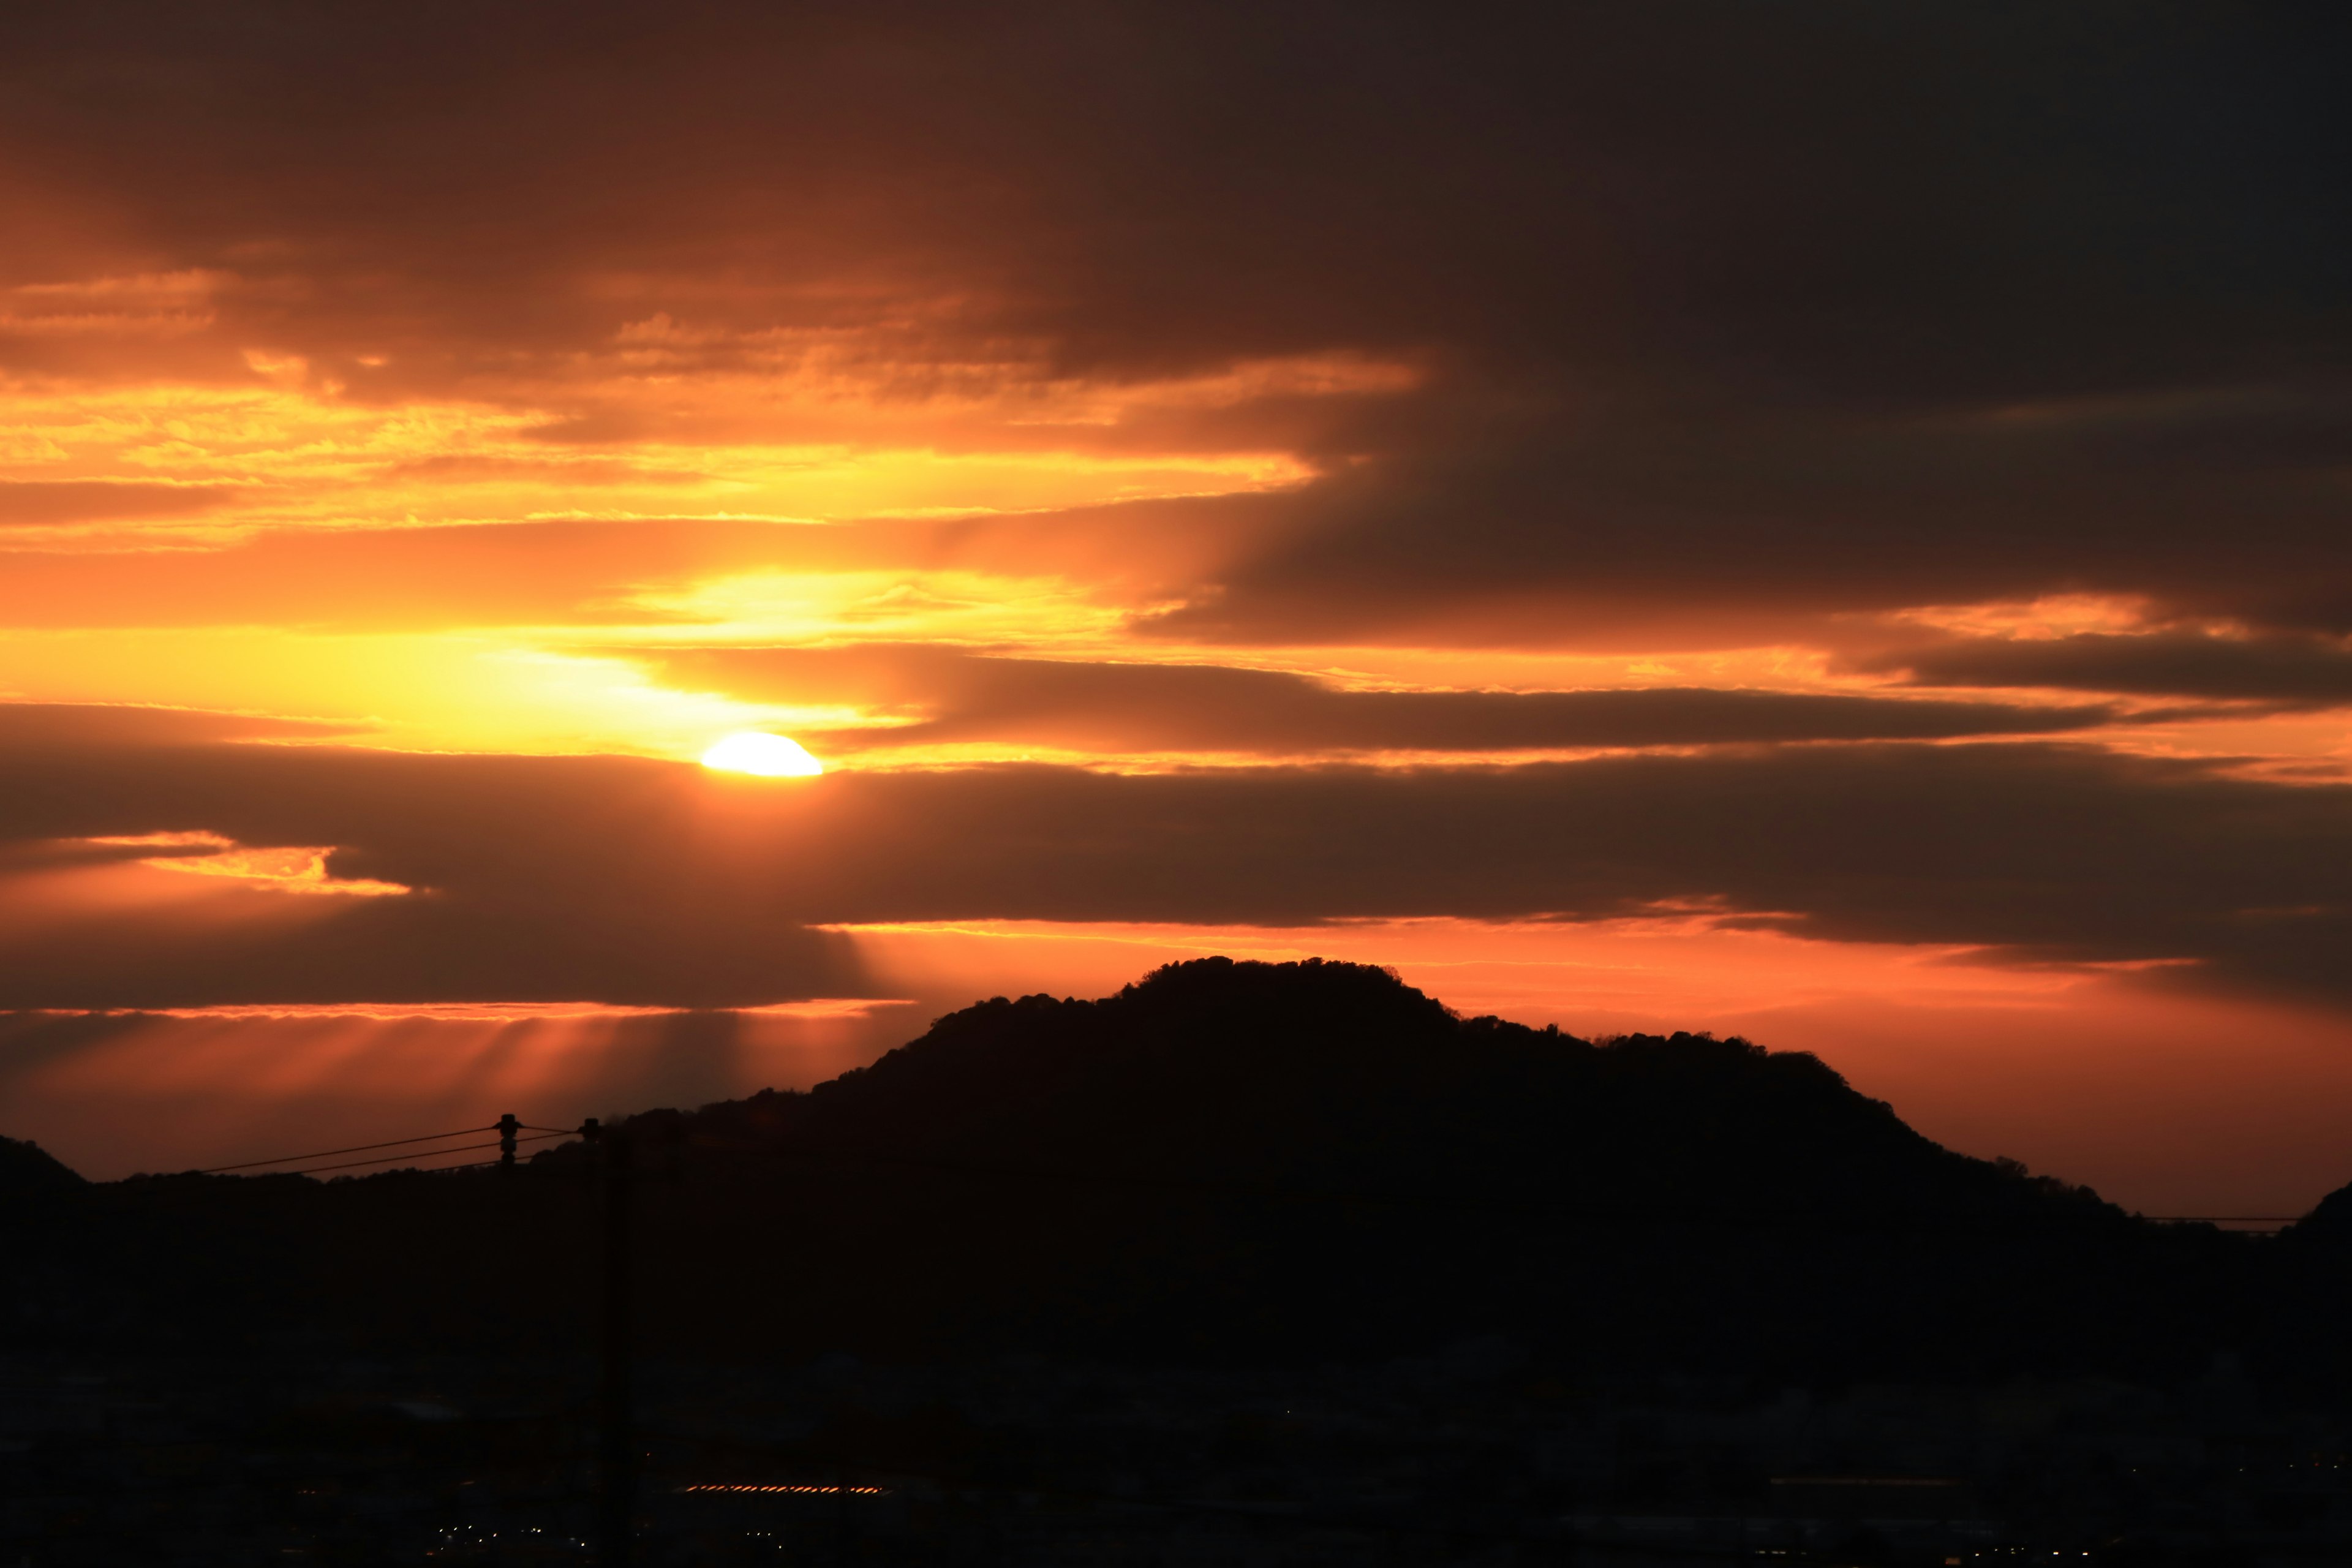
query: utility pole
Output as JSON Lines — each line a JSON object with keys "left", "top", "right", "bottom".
{"left": 584, "top": 1117, "right": 635, "bottom": 1567}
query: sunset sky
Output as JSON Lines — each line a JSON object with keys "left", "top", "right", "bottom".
{"left": 4, "top": 2, "right": 2349, "bottom": 1213}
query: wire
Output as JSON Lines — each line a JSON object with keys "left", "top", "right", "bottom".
{"left": 197, "top": 1124, "right": 499, "bottom": 1174}
{"left": 286, "top": 1130, "right": 575, "bottom": 1177}
{"left": 196, "top": 1127, "right": 582, "bottom": 1178}
{"left": 287, "top": 1139, "right": 502, "bottom": 1174}
{"left": 334, "top": 1157, "right": 505, "bottom": 1176}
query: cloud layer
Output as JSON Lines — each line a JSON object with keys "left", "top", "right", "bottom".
{"left": 0, "top": 2, "right": 2344, "bottom": 1076}
{"left": 655, "top": 646, "right": 2125, "bottom": 759}
{"left": 1865, "top": 632, "right": 2352, "bottom": 706}
{"left": 2, "top": 706, "right": 2343, "bottom": 1011}
{"left": 7, "top": 2, "right": 2347, "bottom": 639}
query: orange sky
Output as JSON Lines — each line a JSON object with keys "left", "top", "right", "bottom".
{"left": 2, "top": 4, "right": 2348, "bottom": 1213}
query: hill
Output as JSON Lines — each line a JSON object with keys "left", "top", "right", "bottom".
{"left": 2, "top": 959, "right": 2264, "bottom": 1379}
{"left": 665, "top": 956, "right": 2122, "bottom": 1228}
{"left": 0, "top": 1133, "right": 83, "bottom": 1194}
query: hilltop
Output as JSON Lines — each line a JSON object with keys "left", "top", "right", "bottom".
{"left": 635, "top": 956, "right": 2123, "bottom": 1230}
{"left": 1, "top": 959, "right": 2274, "bottom": 1379}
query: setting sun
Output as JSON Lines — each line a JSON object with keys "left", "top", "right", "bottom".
{"left": 4, "top": 1, "right": 2348, "bottom": 1240}
{"left": 700, "top": 731, "right": 824, "bottom": 777}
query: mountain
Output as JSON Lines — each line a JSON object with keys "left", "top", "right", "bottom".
{"left": 665, "top": 956, "right": 2123, "bottom": 1228}
{"left": 581, "top": 957, "right": 2227, "bottom": 1376}
{"left": 2288, "top": 1178, "right": 2352, "bottom": 1243}
{"left": 0, "top": 1134, "right": 82, "bottom": 1194}
{"left": 1, "top": 959, "right": 2264, "bottom": 1380}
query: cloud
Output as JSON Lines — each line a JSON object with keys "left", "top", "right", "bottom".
{"left": 0, "top": 481, "right": 236, "bottom": 527}
{"left": 0, "top": 703, "right": 360, "bottom": 747}
{"left": 1860, "top": 631, "right": 2352, "bottom": 706}
{"left": 3, "top": 4, "right": 2345, "bottom": 639}
{"left": 1131, "top": 386, "right": 2352, "bottom": 646}
{"left": 652, "top": 645, "right": 2120, "bottom": 757}
{"left": 0, "top": 12, "right": 2343, "bottom": 1019}
{"left": 0, "top": 519, "right": 816, "bottom": 630}
{"left": 0, "top": 703, "right": 2343, "bottom": 1011}
{"left": 0, "top": 705, "right": 866, "bottom": 1008}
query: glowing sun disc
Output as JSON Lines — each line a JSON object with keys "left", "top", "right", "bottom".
{"left": 701, "top": 731, "right": 824, "bottom": 777}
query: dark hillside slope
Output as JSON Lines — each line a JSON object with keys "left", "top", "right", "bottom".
{"left": 596, "top": 960, "right": 2235, "bottom": 1375}
{"left": 6, "top": 960, "right": 2260, "bottom": 1379}
{"left": 688, "top": 957, "right": 2104, "bottom": 1227}
{"left": 0, "top": 1134, "right": 82, "bottom": 1191}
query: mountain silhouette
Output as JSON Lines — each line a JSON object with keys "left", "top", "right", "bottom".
{"left": 0, "top": 1133, "right": 83, "bottom": 1194}
{"left": 663, "top": 956, "right": 2122, "bottom": 1229}
{"left": 0, "top": 959, "right": 2270, "bottom": 1381}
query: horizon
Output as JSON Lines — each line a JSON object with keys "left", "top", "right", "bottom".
{"left": 4, "top": 3, "right": 2350, "bottom": 1218}
{"left": 13, "top": 952, "right": 2350, "bottom": 1223}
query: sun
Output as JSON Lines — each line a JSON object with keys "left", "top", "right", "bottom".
{"left": 700, "top": 731, "right": 824, "bottom": 777}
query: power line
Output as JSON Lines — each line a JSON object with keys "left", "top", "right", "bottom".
{"left": 284, "top": 1139, "right": 503, "bottom": 1174}
{"left": 196, "top": 1124, "right": 501, "bottom": 1173}
{"left": 284, "top": 1130, "right": 573, "bottom": 1177}
{"left": 192, "top": 1123, "right": 584, "bottom": 1178}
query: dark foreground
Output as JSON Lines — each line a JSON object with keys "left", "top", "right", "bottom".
{"left": 9, "top": 1344, "right": 2352, "bottom": 1566}
{"left": 12, "top": 959, "right": 2352, "bottom": 1564}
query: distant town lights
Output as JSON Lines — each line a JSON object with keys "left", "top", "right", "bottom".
{"left": 676, "top": 1483, "right": 888, "bottom": 1495}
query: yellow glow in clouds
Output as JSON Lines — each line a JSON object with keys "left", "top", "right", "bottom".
{"left": 701, "top": 732, "right": 824, "bottom": 777}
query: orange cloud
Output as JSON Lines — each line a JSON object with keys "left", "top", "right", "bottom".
{"left": 1, "top": 1, "right": 2346, "bottom": 1219}
{"left": 84, "top": 831, "right": 410, "bottom": 897}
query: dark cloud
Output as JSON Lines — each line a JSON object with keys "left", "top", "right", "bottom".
{"left": 0, "top": 703, "right": 360, "bottom": 747}
{"left": 1860, "top": 631, "right": 2352, "bottom": 706}
{"left": 0, "top": 707, "right": 867, "bottom": 1010}
{"left": 1137, "top": 382, "right": 2352, "bottom": 645}
{"left": 654, "top": 645, "right": 2120, "bottom": 755}
{"left": 10, "top": 2, "right": 2337, "bottom": 390}
{"left": 748, "top": 752, "right": 2352, "bottom": 1013}
{"left": 0, "top": 703, "right": 2343, "bottom": 1011}
{"left": 0, "top": 481, "right": 236, "bottom": 527}
{"left": 3, "top": 3, "right": 2345, "bottom": 636}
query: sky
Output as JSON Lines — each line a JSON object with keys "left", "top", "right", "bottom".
{"left": 2, "top": 1, "right": 2350, "bottom": 1213}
